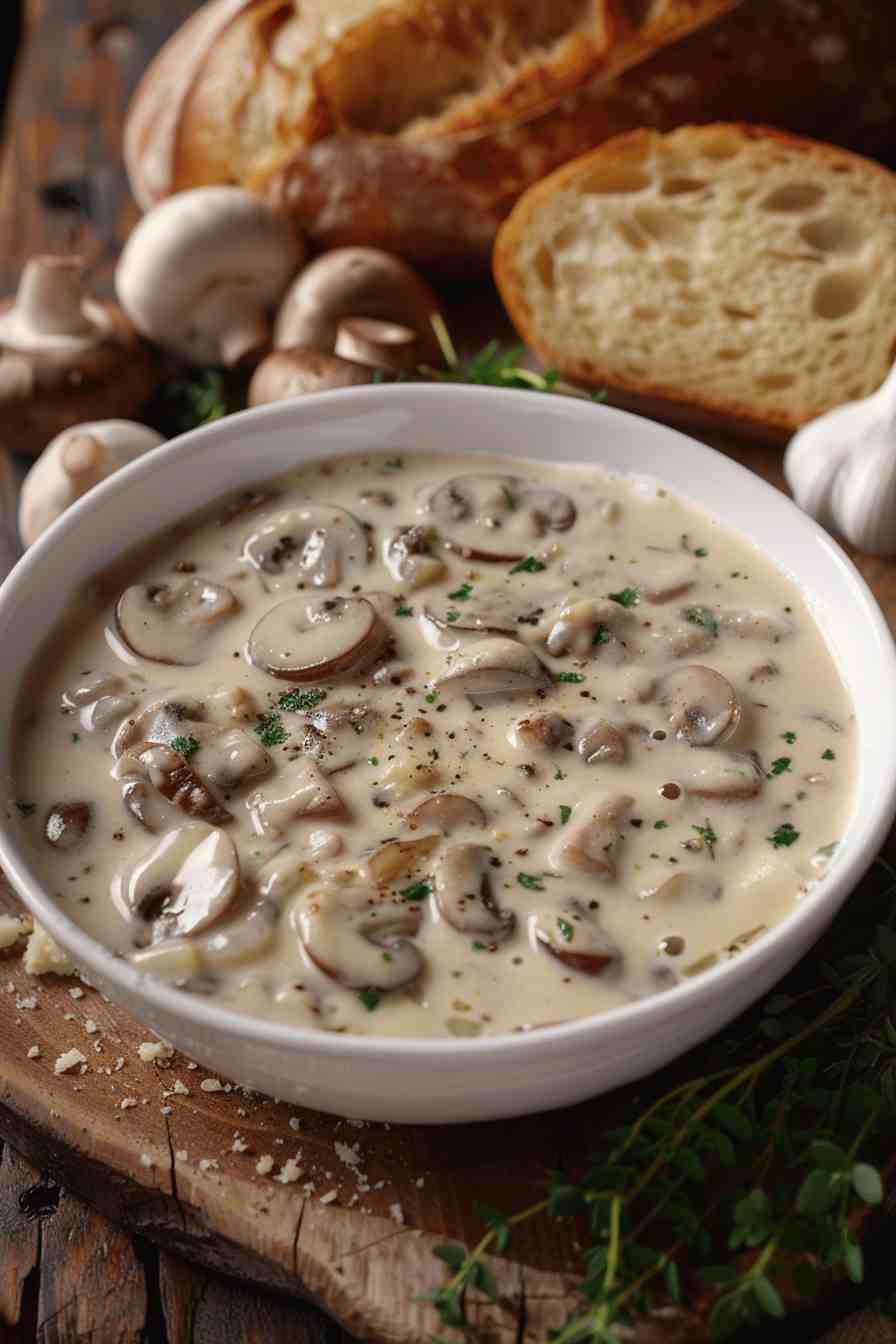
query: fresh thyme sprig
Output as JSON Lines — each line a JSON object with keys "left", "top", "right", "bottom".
{"left": 426, "top": 859, "right": 896, "bottom": 1341}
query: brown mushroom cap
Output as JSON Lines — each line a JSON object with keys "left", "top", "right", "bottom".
{"left": 433, "top": 843, "right": 515, "bottom": 939}
{"left": 682, "top": 751, "right": 764, "bottom": 800}
{"left": 548, "top": 795, "right": 634, "bottom": 879}
{"left": 424, "top": 474, "right": 576, "bottom": 562}
{"left": 44, "top": 802, "right": 91, "bottom": 850}
{"left": 363, "top": 835, "right": 439, "bottom": 885}
{"left": 131, "top": 743, "right": 233, "bottom": 826}
{"left": 532, "top": 905, "right": 621, "bottom": 977}
{"left": 577, "top": 721, "right": 628, "bottom": 765}
{"left": 248, "top": 348, "right": 373, "bottom": 407}
{"left": 273, "top": 247, "right": 442, "bottom": 363}
{"left": 115, "top": 578, "right": 238, "bottom": 666}
{"left": 510, "top": 714, "right": 574, "bottom": 751}
{"left": 407, "top": 794, "right": 486, "bottom": 835}
{"left": 659, "top": 666, "right": 741, "bottom": 747}
{"left": 295, "top": 884, "right": 423, "bottom": 990}
{"left": 242, "top": 503, "right": 370, "bottom": 590}
{"left": 0, "top": 257, "right": 161, "bottom": 457}
{"left": 115, "top": 823, "right": 240, "bottom": 943}
{"left": 436, "top": 636, "right": 551, "bottom": 699}
{"left": 247, "top": 594, "right": 387, "bottom": 682}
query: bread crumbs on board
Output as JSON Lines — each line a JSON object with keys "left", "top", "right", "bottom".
{"left": 54, "top": 1048, "right": 86, "bottom": 1075}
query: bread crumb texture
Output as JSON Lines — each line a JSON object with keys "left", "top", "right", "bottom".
{"left": 23, "top": 923, "right": 75, "bottom": 977}
{"left": 495, "top": 124, "right": 896, "bottom": 434}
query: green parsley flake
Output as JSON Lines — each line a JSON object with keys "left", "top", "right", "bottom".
{"left": 170, "top": 735, "right": 201, "bottom": 759}
{"left": 553, "top": 671, "right": 585, "bottom": 684}
{"left": 395, "top": 603, "right": 414, "bottom": 617}
{"left": 781, "top": 731, "right": 797, "bottom": 744}
{"left": 769, "top": 822, "right": 800, "bottom": 848}
{"left": 654, "top": 820, "right": 669, "bottom": 830}
{"left": 254, "top": 713, "right": 288, "bottom": 747}
{"left": 425, "top": 690, "right": 439, "bottom": 704}
{"left": 559, "top": 805, "right": 572, "bottom": 825}
{"left": 278, "top": 688, "right": 326, "bottom": 712}
{"left": 694, "top": 547, "right": 708, "bottom": 558}
{"left": 769, "top": 757, "right": 792, "bottom": 777}
{"left": 358, "top": 989, "right": 381, "bottom": 1011}
{"left": 557, "top": 917, "right": 574, "bottom": 943}
{"left": 400, "top": 880, "right": 431, "bottom": 901}
{"left": 368, "top": 756, "right": 379, "bottom": 766}
{"left": 382, "top": 951, "right": 393, "bottom": 963}
{"left": 822, "top": 748, "right": 836, "bottom": 761}
{"left": 14, "top": 801, "right": 35, "bottom": 816}
{"left": 472, "top": 940, "right": 487, "bottom": 952}
{"left": 445, "top": 609, "right": 460, "bottom": 623}
{"left": 510, "top": 556, "right": 547, "bottom": 574}
{"left": 71, "top": 732, "right": 80, "bottom": 743}
{"left": 382, "top": 457, "right": 404, "bottom": 472}
{"left": 448, "top": 583, "right": 473, "bottom": 601}
{"left": 608, "top": 587, "right": 639, "bottom": 608}
{"left": 592, "top": 624, "right": 611, "bottom": 646}
{"left": 518, "top": 872, "right": 544, "bottom": 891}
{"left": 692, "top": 819, "right": 718, "bottom": 860}
{"left": 554, "top": 768, "right": 566, "bottom": 781}
{"left": 501, "top": 484, "right": 516, "bottom": 510}
{"left": 684, "top": 606, "right": 719, "bottom": 638}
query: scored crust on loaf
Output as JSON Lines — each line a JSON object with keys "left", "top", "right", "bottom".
{"left": 494, "top": 124, "right": 896, "bottom": 438}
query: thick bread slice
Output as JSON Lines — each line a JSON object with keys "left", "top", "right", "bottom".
{"left": 494, "top": 125, "right": 896, "bottom": 440}
{"left": 125, "top": 0, "right": 736, "bottom": 209}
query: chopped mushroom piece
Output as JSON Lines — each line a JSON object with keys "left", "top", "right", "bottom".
{"left": 200, "top": 895, "right": 280, "bottom": 968}
{"left": 112, "top": 695, "right": 205, "bottom": 759}
{"left": 510, "top": 714, "right": 573, "bottom": 752}
{"left": 295, "top": 884, "right": 423, "bottom": 989}
{"left": 651, "top": 872, "right": 722, "bottom": 903}
{"left": 406, "top": 794, "right": 486, "bottom": 835}
{"left": 44, "top": 802, "right": 91, "bottom": 850}
{"left": 247, "top": 759, "right": 346, "bottom": 837}
{"left": 249, "top": 348, "right": 372, "bottom": 406}
{"left": 545, "top": 598, "right": 631, "bottom": 661}
{"left": 383, "top": 524, "right": 446, "bottom": 590}
{"left": 640, "top": 556, "right": 697, "bottom": 604}
{"left": 719, "top": 611, "right": 795, "bottom": 642}
{"left": 335, "top": 317, "right": 419, "bottom": 373}
{"left": 129, "top": 743, "right": 232, "bottom": 826}
{"left": 681, "top": 752, "right": 764, "bottom": 800}
{"left": 114, "top": 823, "right": 239, "bottom": 943}
{"left": 362, "top": 835, "right": 439, "bottom": 884}
{"left": 247, "top": 595, "right": 388, "bottom": 683}
{"left": 577, "top": 721, "right": 627, "bottom": 765}
{"left": 548, "top": 795, "right": 634, "bottom": 879}
{"left": 436, "top": 637, "right": 550, "bottom": 699}
{"left": 115, "top": 578, "right": 238, "bottom": 665}
{"left": 302, "top": 703, "right": 381, "bottom": 773}
{"left": 242, "top": 504, "right": 370, "bottom": 591}
{"left": 531, "top": 901, "right": 621, "bottom": 976}
{"left": 658, "top": 666, "right": 741, "bottom": 747}
{"left": 373, "top": 717, "right": 440, "bottom": 803}
{"left": 423, "top": 474, "right": 575, "bottom": 561}
{"left": 433, "top": 844, "right": 515, "bottom": 940}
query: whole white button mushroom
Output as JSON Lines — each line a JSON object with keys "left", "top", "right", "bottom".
{"left": 115, "top": 187, "right": 303, "bottom": 366}
{"left": 18, "top": 420, "right": 164, "bottom": 547}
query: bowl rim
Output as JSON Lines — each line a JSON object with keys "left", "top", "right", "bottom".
{"left": 2, "top": 382, "right": 895, "bottom": 1062}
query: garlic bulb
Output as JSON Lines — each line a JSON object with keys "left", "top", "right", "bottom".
{"left": 784, "top": 363, "right": 896, "bottom": 555}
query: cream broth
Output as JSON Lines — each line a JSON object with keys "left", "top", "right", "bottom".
{"left": 11, "top": 451, "right": 855, "bottom": 1038}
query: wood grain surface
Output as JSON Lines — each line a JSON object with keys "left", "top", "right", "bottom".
{"left": 1, "top": 5, "right": 895, "bottom": 1344}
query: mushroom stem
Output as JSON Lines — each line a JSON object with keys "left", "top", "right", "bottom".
{"left": 16, "top": 257, "right": 92, "bottom": 338}
{"left": 335, "top": 318, "right": 419, "bottom": 373}
{"left": 60, "top": 432, "right": 105, "bottom": 483}
{"left": 217, "top": 307, "right": 270, "bottom": 368}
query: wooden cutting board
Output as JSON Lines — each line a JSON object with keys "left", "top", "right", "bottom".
{"left": 2, "top": 6, "right": 896, "bottom": 1344}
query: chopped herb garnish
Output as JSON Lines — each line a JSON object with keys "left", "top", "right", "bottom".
{"left": 382, "top": 457, "right": 404, "bottom": 472}
{"left": 14, "top": 801, "right": 35, "bottom": 817}
{"left": 654, "top": 820, "right": 669, "bottom": 830}
{"left": 472, "top": 940, "right": 487, "bottom": 951}
{"left": 608, "top": 587, "right": 640, "bottom": 608}
{"left": 395, "top": 603, "right": 414, "bottom": 617}
{"left": 694, "top": 547, "right": 709, "bottom": 558}
{"left": 559, "top": 804, "right": 572, "bottom": 825}
{"left": 170, "top": 735, "right": 201, "bottom": 759}
{"left": 71, "top": 732, "right": 80, "bottom": 743}
{"left": 254, "top": 713, "right": 288, "bottom": 747}
{"left": 501, "top": 484, "right": 516, "bottom": 510}
{"left": 368, "top": 756, "right": 379, "bottom": 766}
{"left": 425, "top": 690, "right": 439, "bottom": 704}
{"left": 685, "top": 606, "right": 719, "bottom": 638}
{"left": 448, "top": 583, "right": 473, "bottom": 601}
{"left": 518, "top": 872, "right": 544, "bottom": 891}
{"left": 510, "top": 556, "right": 546, "bottom": 574}
{"left": 592, "top": 624, "right": 611, "bottom": 646}
{"left": 400, "top": 880, "right": 432, "bottom": 902}
{"left": 769, "top": 757, "right": 792, "bottom": 777}
{"left": 553, "top": 671, "right": 585, "bottom": 684}
{"left": 822, "top": 748, "right": 836, "bottom": 761}
{"left": 554, "top": 768, "right": 566, "bottom": 781}
{"left": 382, "top": 951, "right": 393, "bottom": 963}
{"left": 445, "top": 609, "right": 460, "bottom": 623}
{"left": 278, "top": 688, "right": 326, "bottom": 712}
{"left": 782, "top": 731, "right": 798, "bottom": 744}
{"left": 557, "top": 917, "right": 574, "bottom": 943}
{"left": 692, "top": 819, "right": 718, "bottom": 861}
{"left": 769, "top": 822, "right": 800, "bottom": 848}
{"left": 358, "top": 988, "right": 381, "bottom": 1012}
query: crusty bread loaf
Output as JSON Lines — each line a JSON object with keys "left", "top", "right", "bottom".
{"left": 125, "top": 1, "right": 896, "bottom": 270}
{"left": 494, "top": 124, "right": 896, "bottom": 441}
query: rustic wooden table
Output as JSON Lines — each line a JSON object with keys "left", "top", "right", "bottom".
{"left": 1, "top": 6, "right": 895, "bottom": 1344}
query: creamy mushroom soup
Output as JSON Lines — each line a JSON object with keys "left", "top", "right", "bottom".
{"left": 11, "top": 452, "right": 855, "bottom": 1038}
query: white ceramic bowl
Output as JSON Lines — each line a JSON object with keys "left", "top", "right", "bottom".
{"left": 1, "top": 386, "right": 895, "bottom": 1124}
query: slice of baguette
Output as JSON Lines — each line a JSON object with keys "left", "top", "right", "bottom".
{"left": 494, "top": 124, "right": 896, "bottom": 440}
